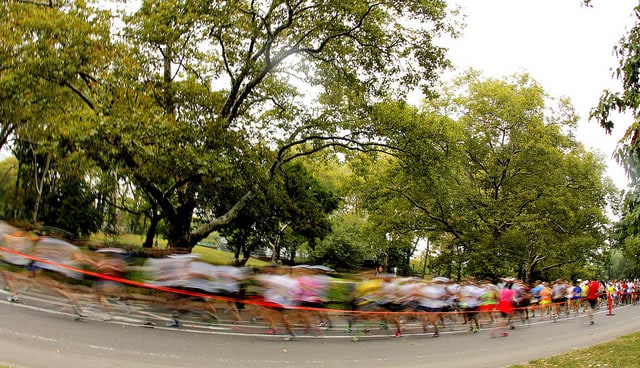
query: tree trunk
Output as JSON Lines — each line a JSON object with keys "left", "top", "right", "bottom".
{"left": 166, "top": 210, "right": 194, "bottom": 250}
{"left": 270, "top": 237, "right": 280, "bottom": 263}
{"left": 421, "top": 238, "right": 430, "bottom": 278}
{"left": 11, "top": 159, "right": 22, "bottom": 219}
{"left": 31, "top": 150, "right": 50, "bottom": 224}
{"left": 143, "top": 213, "right": 161, "bottom": 249}
{"left": 242, "top": 248, "right": 252, "bottom": 265}
{"left": 524, "top": 254, "right": 544, "bottom": 284}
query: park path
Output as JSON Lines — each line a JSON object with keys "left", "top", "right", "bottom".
{"left": 0, "top": 289, "right": 637, "bottom": 368}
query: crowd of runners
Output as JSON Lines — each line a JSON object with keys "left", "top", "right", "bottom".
{"left": 0, "top": 221, "right": 634, "bottom": 341}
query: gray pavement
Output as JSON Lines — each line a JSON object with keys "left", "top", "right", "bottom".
{"left": 0, "top": 288, "right": 639, "bottom": 368}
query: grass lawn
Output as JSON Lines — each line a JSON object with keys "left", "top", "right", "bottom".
{"left": 191, "top": 245, "right": 268, "bottom": 267}
{"left": 509, "top": 330, "right": 640, "bottom": 367}
{"left": 89, "top": 232, "right": 268, "bottom": 267}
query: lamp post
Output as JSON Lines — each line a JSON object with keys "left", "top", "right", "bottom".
{"left": 421, "top": 238, "right": 430, "bottom": 278}
{"left": 384, "top": 232, "right": 392, "bottom": 274}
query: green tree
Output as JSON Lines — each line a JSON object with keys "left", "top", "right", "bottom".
{"left": 4, "top": 0, "right": 460, "bottom": 258}
{"left": 0, "top": 156, "right": 18, "bottom": 219}
{"left": 75, "top": 0, "right": 458, "bottom": 250}
{"left": 275, "top": 162, "right": 339, "bottom": 262}
{"left": 40, "top": 173, "right": 102, "bottom": 239}
{"left": 363, "top": 73, "right": 613, "bottom": 281}
{"left": 220, "top": 161, "right": 338, "bottom": 265}
{"left": 350, "top": 153, "right": 426, "bottom": 275}
{"left": 310, "top": 212, "right": 369, "bottom": 271}
{"left": 590, "top": 4, "right": 640, "bottom": 242}
{"left": 1, "top": 1, "right": 117, "bottom": 225}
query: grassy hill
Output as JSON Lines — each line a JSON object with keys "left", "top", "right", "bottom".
{"left": 89, "top": 233, "right": 269, "bottom": 267}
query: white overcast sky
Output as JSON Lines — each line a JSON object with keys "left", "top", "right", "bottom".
{"left": 441, "top": 0, "right": 637, "bottom": 190}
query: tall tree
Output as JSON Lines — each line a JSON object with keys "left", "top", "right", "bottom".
{"left": 1, "top": 0, "right": 117, "bottom": 224}
{"left": 77, "top": 0, "right": 458, "bottom": 250}
{"left": 362, "top": 73, "right": 613, "bottom": 281}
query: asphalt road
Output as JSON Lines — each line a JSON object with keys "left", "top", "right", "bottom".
{"left": 0, "top": 290, "right": 639, "bottom": 368}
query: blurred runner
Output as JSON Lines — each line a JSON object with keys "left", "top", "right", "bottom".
{"left": 86, "top": 248, "right": 130, "bottom": 320}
